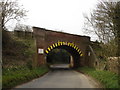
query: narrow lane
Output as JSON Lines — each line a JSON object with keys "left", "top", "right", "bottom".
{"left": 15, "top": 65, "right": 99, "bottom": 88}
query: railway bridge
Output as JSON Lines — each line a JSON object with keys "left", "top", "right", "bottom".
{"left": 33, "top": 27, "right": 96, "bottom": 68}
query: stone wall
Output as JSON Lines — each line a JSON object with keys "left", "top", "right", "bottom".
{"left": 95, "top": 57, "right": 119, "bottom": 74}
{"left": 107, "top": 57, "right": 119, "bottom": 74}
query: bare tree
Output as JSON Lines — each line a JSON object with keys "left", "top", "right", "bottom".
{"left": 83, "top": 0, "right": 120, "bottom": 57}
{"left": 84, "top": 0, "right": 118, "bottom": 43}
{"left": 113, "top": 1, "right": 120, "bottom": 57}
{"left": 0, "top": 0, "right": 27, "bottom": 30}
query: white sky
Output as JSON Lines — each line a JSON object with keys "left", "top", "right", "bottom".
{"left": 18, "top": 0, "right": 98, "bottom": 41}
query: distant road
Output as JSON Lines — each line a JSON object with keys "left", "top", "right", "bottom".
{"left": 15, "top": 64, "right": 100, "bottom": 88}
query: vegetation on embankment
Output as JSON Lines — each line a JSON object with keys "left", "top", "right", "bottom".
{"left": 2, "top": 31, "right": 49, "bottom": 88}
{"left": 2, "top": 65, "right": 49, "bottom": 88}
{"left": 2, "top": 30, "right": 36, "bottom": 68}
{"left": 76, "top": 67, "right": 119, "bottom": 88}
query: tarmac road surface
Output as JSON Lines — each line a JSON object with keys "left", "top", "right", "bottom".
{"left": 15, "top": 64, "right": 100, "bottom": 88}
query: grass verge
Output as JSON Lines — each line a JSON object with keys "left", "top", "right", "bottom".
{"left": 76, "top": 67, "right": 119, "bottom": 88}
{"left": 2, "top": 65, "right": 49, "bottom": 89}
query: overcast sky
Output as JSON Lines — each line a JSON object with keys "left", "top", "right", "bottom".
{"left": 17, "top": 0, "right": 98, "bottom": 41}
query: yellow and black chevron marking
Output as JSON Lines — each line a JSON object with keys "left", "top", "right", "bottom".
{"left": 45, "top": 41, "right": 83, "bottom": 57}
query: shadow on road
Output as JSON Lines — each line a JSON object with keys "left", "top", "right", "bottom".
{"left": 49, "top": 64, "right": 71, "bottom": 71}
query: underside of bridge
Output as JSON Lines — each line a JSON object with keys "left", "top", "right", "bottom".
{"left": 33, "top": 27, "right": 93, "bottom": 68}
{"left": 45, "top": 44, "right": 82, "bottom": 68}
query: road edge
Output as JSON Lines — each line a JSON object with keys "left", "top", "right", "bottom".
{"left": 75, "top": 70, "right": 104, "bottom": 88}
